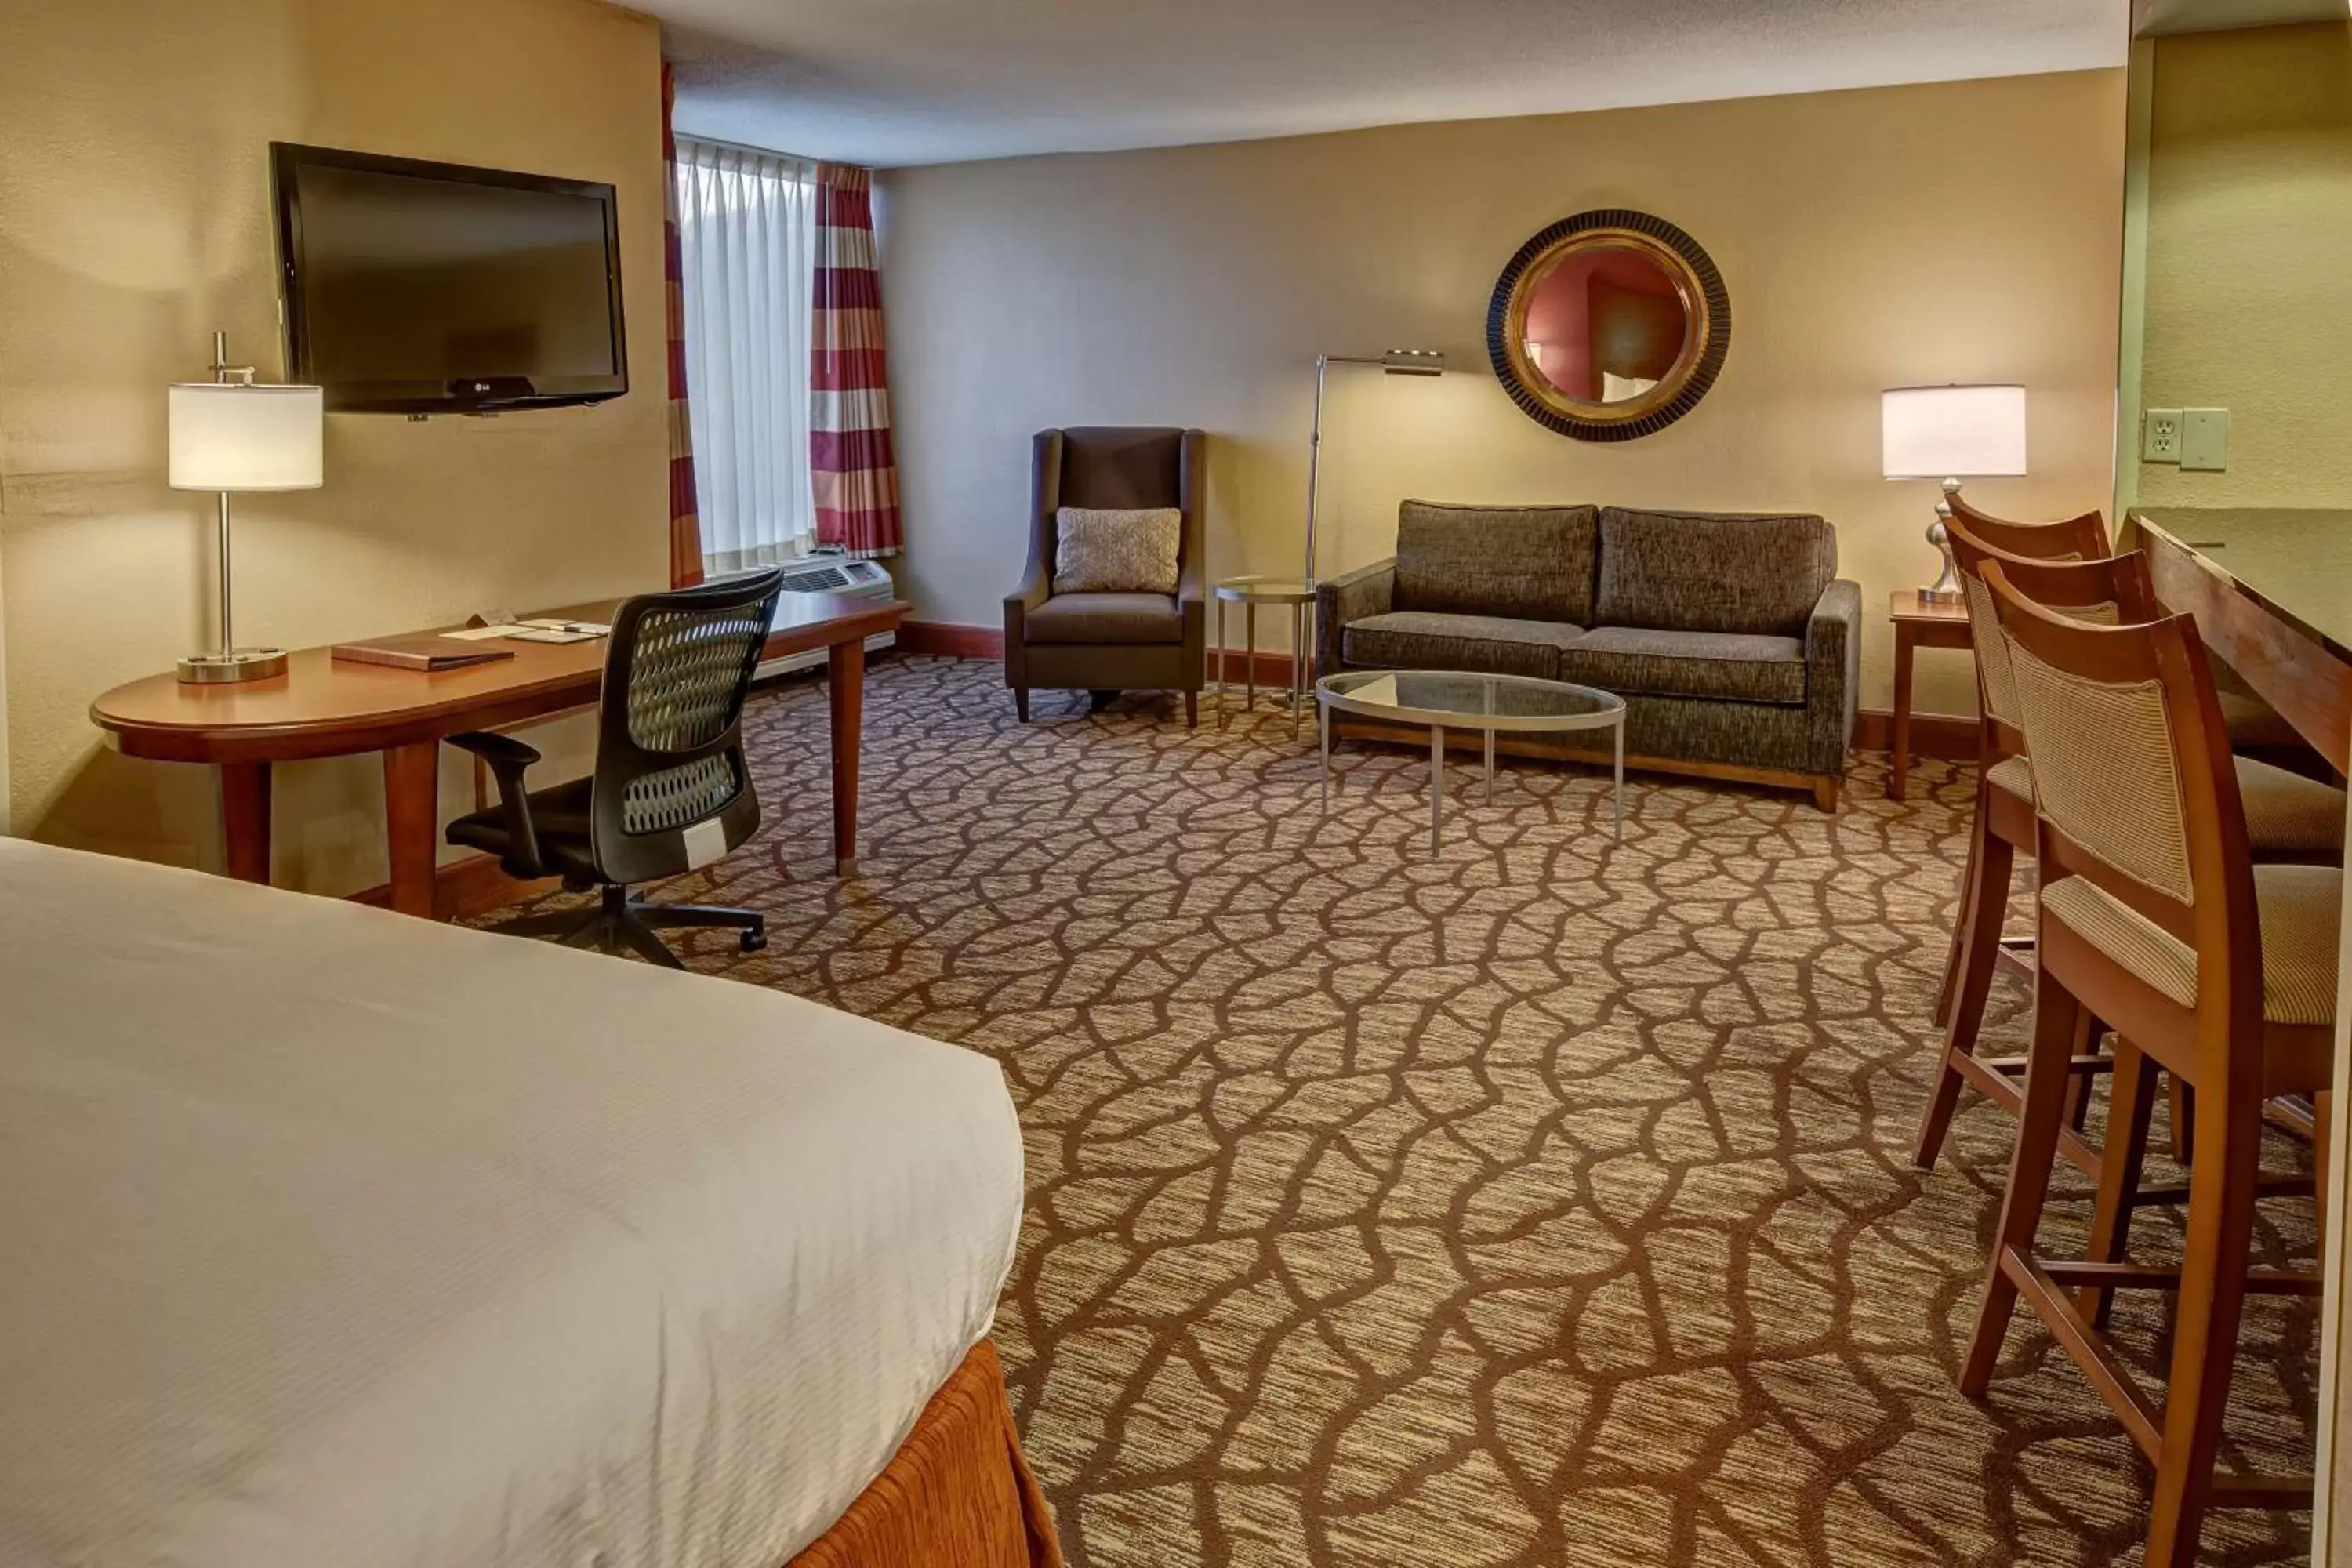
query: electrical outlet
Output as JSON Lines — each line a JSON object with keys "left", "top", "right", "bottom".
{"left": 2180, "top": 408, "right": 2230, "bottom": 471}
{"left": 2143, "top": 407, "right": 2182, "bottom": 463}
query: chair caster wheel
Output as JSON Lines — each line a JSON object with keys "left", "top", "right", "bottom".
{"left": 740, "top": 931, "right": 766, "bottom": 953}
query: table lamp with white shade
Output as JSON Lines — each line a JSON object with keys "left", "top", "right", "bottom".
{"left": 1880, "top": 383, "right": 2027, "bottom": 605}
{"left": 169, "top": 333, "right": 322, "bottom": 683}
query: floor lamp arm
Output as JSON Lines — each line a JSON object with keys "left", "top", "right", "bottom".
{"left": 1304, "top": 353, "right": 1331, "bottom": 589}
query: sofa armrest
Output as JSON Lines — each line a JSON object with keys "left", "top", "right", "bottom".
{"left": 1004, "top": 554, "right": 1051, "bottom": 677}
{"left": 1315, "top": 559, "right": 1395, "bottom": 681}
{"left": 1804, "top": 578, "right": 1863, "bottom": 773}
{"left": 1178, "top": 567, "right": 1207, "bottom": 691}
{"left": 1006, "top": 558, "right": 1051, "bottom": 619}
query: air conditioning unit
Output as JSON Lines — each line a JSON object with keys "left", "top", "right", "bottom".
{"left": 736, "top": 556, "right": 898, "bottom": 679}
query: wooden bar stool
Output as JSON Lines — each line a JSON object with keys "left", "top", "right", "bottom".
{"left": 1913, "top": 531, "right": 2343, "bottom": 1172}
{"left": 1943, "top": 491, "right": 2111, "bottom": 562}
{"left": 1961, "top": 562, "right": 2337, "bottom": 1568}
{"left": 1940, "top": 489, "right": 2312, "bottom": 776}
{"left": 1928, "top": 498, "right": 2112, "bottom": 1036}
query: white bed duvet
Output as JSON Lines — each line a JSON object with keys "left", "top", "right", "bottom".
{"left": 0, "top": 839, "right": 1025, "bottom": 1568}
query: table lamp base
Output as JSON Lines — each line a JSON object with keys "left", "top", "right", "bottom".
{"left": 179, "top": 648, "right": 289, "bottom": 684}
{"left": 1920, "top": 512, "right": 1965, "bottom": 606}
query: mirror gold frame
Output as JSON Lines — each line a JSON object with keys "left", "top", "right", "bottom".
{"left": 1486, "top": 209, "right": 1732, "bottom": 443}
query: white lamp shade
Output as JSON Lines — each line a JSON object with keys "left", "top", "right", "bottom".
{"left": 1880, "top": 384, "right": 2027, "bottom": 480}
{"left": 169, "top": 383, "right": 324, "bottom": 492}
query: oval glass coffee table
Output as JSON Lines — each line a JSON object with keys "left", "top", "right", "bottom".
{"left": 1316, "top": 670, "right": 1627, "bottom": 852}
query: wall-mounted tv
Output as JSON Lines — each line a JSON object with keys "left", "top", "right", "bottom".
{"left": 270, "top": 143, "right": 626, "bottom": 416}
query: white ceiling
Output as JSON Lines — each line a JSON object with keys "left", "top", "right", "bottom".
{"left": 651, "top": 0, "right": 2131, "bottom": 169}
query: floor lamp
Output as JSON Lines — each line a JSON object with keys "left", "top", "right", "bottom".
{"left": 1304, "top": 348, "right": 1445, "bottom": 587}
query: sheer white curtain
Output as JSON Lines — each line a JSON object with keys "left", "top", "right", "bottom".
{"left": 674, "top": 138, "right": 818, "bottom": 575}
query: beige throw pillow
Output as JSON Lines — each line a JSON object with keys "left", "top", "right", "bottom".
{"left": 1054, "top": 507, "right": 1181, "bottom": 596}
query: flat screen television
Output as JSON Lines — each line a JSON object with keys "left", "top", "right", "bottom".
{"left": 270, "top": 143, "right": 626, "bottom": 415}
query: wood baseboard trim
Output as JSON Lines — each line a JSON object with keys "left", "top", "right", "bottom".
{"left": 350, "top": 851, "right": 554, "bottom": 922}
{"left": 904, "top": 622, "right": 1303, "bottom": 689}
{"left": 1210, "top": 648, "right": 1308, "bottom": 688}
{"left": 1853, "top": 707, "right": 1977, "bottom": 760}
{"left": 877, "top": 628, "right": 1987, "bottom": 768}
{"left": 899, "top": 621, "right": 1004, "bottom": 659}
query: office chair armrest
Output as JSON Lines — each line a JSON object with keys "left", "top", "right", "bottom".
{"left": 448, "top": 731, "right": 547, "bottom": 878}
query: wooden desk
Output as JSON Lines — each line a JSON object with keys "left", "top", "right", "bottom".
{"left": 1887, "top": 589, "right": 1974, "bottom": 803}
{"left": 2135, "top": 509, "right": 2352, "bottom": 770}
{"left": 90, "top": 593, "right": 909, "bottom": 917}
{"left": 2135, "top": 509, "right": 2352, "bottom": 1551}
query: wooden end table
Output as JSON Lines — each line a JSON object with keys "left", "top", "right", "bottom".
{"left": 1887, "top": 589, "right": 1973, "bottom": 803}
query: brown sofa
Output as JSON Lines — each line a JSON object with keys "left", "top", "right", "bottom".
{"left": 1316, "top": 500, "right": 1861, "bottom": 808}
{"left": 1004, "top": 427, "right": 1207, "bottom": 724}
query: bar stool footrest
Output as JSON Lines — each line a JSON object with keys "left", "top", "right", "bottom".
{"left": 2000, "top": 1248, "right": 2164, "bottom": 1457}
{"left": 2042, "top": 1259, "right": 2324, "bottom": 1298}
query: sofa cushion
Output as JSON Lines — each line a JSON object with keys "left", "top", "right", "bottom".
{"left": 1561, "top": 626, "right": 1809, "bottom": 706}
{"left": 1393, "top": 501, "right": 1600, "bottom": 626}
{"left": 1027, "top": 591, "right": 1181, "bottom": 644}
{"left": 1343, "top": 611, "right": 1583, "bottom": 681}
{"left": 1593, "top": 508, "right": 1836, "bottom": 637}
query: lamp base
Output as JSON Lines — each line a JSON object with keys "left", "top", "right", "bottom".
{"left": 1921, "top": 508, "right": 1965, "bottom": 608}
{"left": 178, "top": 648, "right": 289, "bottom": 684}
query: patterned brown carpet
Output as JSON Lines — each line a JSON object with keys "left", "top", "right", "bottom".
{"left": 492, "top": 654, "right": 2321, "bottom": 1567}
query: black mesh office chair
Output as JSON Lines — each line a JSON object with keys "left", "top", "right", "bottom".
{"left": 447, "top": 569, "right": 786, "bottom": 967}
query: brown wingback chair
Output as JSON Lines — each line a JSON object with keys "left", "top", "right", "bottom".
{"left": 1005, "top": 427, "right": 1207, "bottom": 724}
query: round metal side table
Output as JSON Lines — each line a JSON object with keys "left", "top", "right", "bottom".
{"left": 1214, "top": 577, "right": 1316, "bottom": 734}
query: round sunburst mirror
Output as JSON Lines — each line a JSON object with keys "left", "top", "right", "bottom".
{"left": 1486, "top": 209, "right": 1731, "bottom": 443}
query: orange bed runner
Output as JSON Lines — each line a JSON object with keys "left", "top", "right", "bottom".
{"left": 788, "top": 1339, "right": 1065, "bottom": 1568}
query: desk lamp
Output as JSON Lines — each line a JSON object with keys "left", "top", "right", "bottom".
{"left": 169, "top": 332, "right": 322, "bottom": 683}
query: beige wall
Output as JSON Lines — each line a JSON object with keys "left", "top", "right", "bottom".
{"left": 0, "top": 0, "right": 667, "bottom": 891}
{"left": 2135, "top": 20, "right": 2352, "bottom": 510}
{"left": 878, "top": 69, "right": 2128, "bottom": 719}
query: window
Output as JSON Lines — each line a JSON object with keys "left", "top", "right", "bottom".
{"left": 673, "top": 139, "right": 818, "bottom": 575}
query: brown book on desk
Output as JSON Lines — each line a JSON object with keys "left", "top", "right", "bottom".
{"left": 330, "top": 637, "right": 517, "bottom": 673}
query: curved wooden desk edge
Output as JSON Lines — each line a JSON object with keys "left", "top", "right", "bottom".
{"left": 87, "top": 593, "right": 912, "bottom": 915}
{"left": 2134, "top": 514, "right": 2352, "bottom": 771}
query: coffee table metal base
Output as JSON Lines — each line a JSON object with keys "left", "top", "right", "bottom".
{"left": 1320, "top": 708, "right": 1626, "bottom": 854}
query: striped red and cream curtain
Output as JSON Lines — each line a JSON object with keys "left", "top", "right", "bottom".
{"left": 661, "top": 63, "right": 705, "bottom": 587}
{"left": 810, "top": 164, "right": 902, "bottom": 560}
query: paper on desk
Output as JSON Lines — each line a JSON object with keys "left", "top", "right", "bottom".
{"left": 442, "top": 624, "right": 532, "bottom": 641}
{"left": 521, "top": 618, "right": 611, "bottom": 634}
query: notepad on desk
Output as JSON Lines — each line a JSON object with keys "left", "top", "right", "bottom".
{"left": 332, "top": 637, "right": 517, "bottom": 673}
{"left": 442, "top": 618, "right": 608, "bottom": 645}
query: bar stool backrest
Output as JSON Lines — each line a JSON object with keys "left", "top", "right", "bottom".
{"left": 1947, "top": 521, "right": 2155, "bottom": 758}
{"left": 1946, "top": 491, "right": 2113, "bottom": 561}
{"left": 1980, "top": 561, "right": 2261, "bottom": 1038}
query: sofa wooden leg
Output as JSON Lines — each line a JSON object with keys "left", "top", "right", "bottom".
{"left": 1185, "top": 690, "right": 1198, "bottom": 728}
{"left": 1088, "top": 689, "right": 1116, "bottom": 713}
{"left": 1810, "top": 776, "right": 1841, "bottom": 813}
{"left": 1013, "top": 688, "right": 1030, "bottom": 722}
